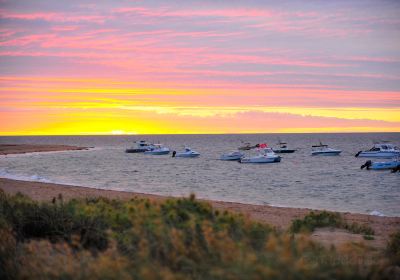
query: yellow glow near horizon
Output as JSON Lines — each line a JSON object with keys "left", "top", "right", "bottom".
{"left": 1, "top": 80, "right": 399, "bottom": 135}
{"left": 1, "top": 105, "right": 399, "bottom": 135}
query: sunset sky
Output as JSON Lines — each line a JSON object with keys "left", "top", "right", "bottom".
{"left": 1, "top": 0, "right": 399, "bottom": 135}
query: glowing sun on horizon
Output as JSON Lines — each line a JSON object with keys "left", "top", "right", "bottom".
{"left": 111, "top": 130, "right": 138, "bottom": 135}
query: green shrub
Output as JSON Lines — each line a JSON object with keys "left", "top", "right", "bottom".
{"left": 290, "top": 211, "right": 342, "bottom": 233}
{"left": 363, "top": 235, "right": 375, "bottom": 241}
{"left": 343, "top": 222, "right": 375, "bottom": 236}
{"left": 387, "top": 231, "right": 400, "bottom": 265}
{"left": 0, "top": 227, "right": 18, "bottom": 280}
{"left": 290, "top": 211, "right": 375, "bottom": 236}
{"left": 0, "top": 189, "right": 379, "bottom": 279}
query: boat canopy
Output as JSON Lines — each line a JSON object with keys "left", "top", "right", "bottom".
{"left": 312, "top": 141, "right": 328, "bottom": 148}
{"left": 370, "top": 143, "right": 399, "bottom": 151}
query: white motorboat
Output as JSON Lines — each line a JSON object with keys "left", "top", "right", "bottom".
{"left": 311, "top": 142, "right": 341, "bottom": 156}
{"left": 220, "top": 151, "right": 244, "bottom": 161}
{"left": 125, "top": 140, "right": 152, "bottom": 153}
{"left": 361, "top": 158, "right": 400, "bottom": 170}
{"left": 355, "top": 142, "right": 400, "bottom": 158}
{"left": 273, "top": 140, "right": 296, "bottom": 153}
{"left": 172, "top": 147, "right": 200, "bottom": 158}
{"left": 144, "top": 144, "right": 170, "bottom": 155}
{"left": 239, "top": 148, "right": 281, "bottom": 163}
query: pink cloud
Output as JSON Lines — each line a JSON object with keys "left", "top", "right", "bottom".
{"left": 0, "top": 10, "right": 109, "bottom": 23}
{"left": 0, "top": 34, "right": 56, "bottom": 47}
{"left": 0, "top": 28, "right": 19, "bottom": 38}
{"left": 113, "top": 7, "right": 276, "bottom": 18}
{"left": 51, "top": 25, "right": 79, "bottom": 32}
{"left": 343, "top": 56, "right": 400, "bottom": 63}
{"left": 112, "top": 6, "right": 374, "bottom": 38}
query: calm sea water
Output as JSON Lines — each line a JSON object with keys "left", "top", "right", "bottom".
{"left": 1, "top": 133, "right": 399, "bottom": 216}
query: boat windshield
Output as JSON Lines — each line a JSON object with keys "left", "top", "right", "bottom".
{"left": 137, "top": 141, "right": 149, "bottom": 147}
{"left": 371, "top": 143, "right": 397, "bottom": 151}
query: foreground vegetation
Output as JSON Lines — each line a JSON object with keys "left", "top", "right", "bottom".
{"left": 290, "top": 211, "right": 375, "bottom": 239}
{"left": 0, "top": 189, "right": 398, "bottom": 279}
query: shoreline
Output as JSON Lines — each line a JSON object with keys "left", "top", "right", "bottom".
{"left": 0, "top": 144, "right": 89, "bottom": 155}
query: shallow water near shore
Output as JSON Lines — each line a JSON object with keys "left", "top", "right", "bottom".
{"left": 1, "top": 133, "right": 399, "bottom": 216}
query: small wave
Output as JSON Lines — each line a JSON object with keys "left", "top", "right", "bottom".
{"left": 369, "top": 210, "right": 385, "bottom": 217}
{"left": 0, "top": 169, "right": 52, "bottom": 183}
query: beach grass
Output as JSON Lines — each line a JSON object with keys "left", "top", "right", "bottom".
{"left": 0, "top": 189, "right": 397, "bottom": 279}
{"left": 387, "top": 231, "right": 400, "bottom": 266}
{"left": 290, "top": 210, "right": 375, "bottom": 236}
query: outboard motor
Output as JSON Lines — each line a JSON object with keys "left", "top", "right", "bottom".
{"left": 391, "top": 165, "right": 400, "bottom": 173}
{"left": 361, "top": 160, "right": 372, "bottom": 170}
{"left": 172, "top": 151, "right": 176, "bottom": 157}
{"left": 355, "top": 151, "right": 362, "bottom": 157}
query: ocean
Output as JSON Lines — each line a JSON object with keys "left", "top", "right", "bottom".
{"left": 1, "top": 133, "right": 399, "bottom": 216}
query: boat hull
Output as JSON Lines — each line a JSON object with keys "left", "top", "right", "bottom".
{"left": 357, "top": 151, "right": 400, "bottom": 158}
{"left": 238, "top": 144, "right": 259, "bottom": 151}
{"left": 311, "top": 151, "right": 341, "bottom": 156}
{"left": 144, "top": 150, "right": 170, "bottom": 155}
{"left": 362, "top": 159, "right": 400, "bottom": 170}
{"left": 240, "top": 156, "right": 281, "bottom": 164}
{"left": 273, "top": 149, "right": 296, "bottom": 153}
{"left": 220, "top": 155, "right": 242, "bottom": 161}
{"left": 176, "top": 153, "right": 200, "bottom": 158}
{"left": 220, "top": 152, "right": 244, "bottom": 161}
{"left": 369, "top": 161, "right": 400, "bottom": 170}
{"left": 125, "top": 148, "right": 149, "bottom": 153}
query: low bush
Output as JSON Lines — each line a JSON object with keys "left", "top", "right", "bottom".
{"left": 343, "top": 222, "right": 375, "bottom": 236}
{"left": 290, "top": 211, "right": 375, "bottom": 236}
{"left": 387, "top": 231, "right": 400, "bottom": 265}
{"left": 0, "top": 189, "right": 384, "bottom": 279}
{"left": 290, "top": 211, "right": 342, "bottom": 233}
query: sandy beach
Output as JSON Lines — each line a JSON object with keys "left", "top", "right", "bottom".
{"left": 1, "top": 144, "right": 399, "bottom": 250}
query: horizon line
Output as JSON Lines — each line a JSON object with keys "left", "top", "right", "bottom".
{"left": 1, "top": 131, "right": 400, "bottom": 137}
